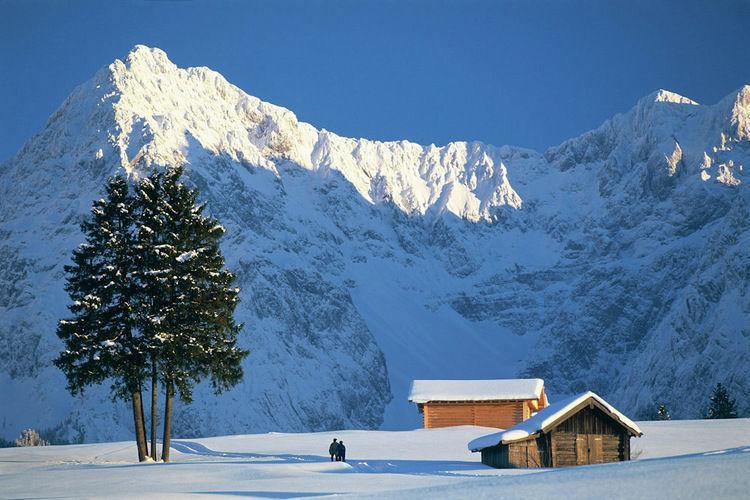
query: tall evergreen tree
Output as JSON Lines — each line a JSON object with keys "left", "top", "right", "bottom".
{"left": 133, "top": 166, "right": 247, "bottom": 462}
{"left": 133, "top": 172, "right": 171, "bottom": 461}
{"left": 55, "top": 176, "right": 149, "bottom": 461}
{"left": 706, "top": 383, "right": 738, "bottom": 419}
{"left": 159, "top": 166, "right": 246, "bottom": 461}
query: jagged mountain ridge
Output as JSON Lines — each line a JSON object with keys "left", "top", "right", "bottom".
{"left": 0, "top": 46, "right": 748, "bottom": 442}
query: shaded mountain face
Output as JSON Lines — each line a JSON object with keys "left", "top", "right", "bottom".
{"left": 1, "top": 46, "right": 748, "bottom": 441}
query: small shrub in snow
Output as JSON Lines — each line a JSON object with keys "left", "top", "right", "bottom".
{"left": 14, "top": 429, "right": 49, "bottom": 447}
{"left": 639, "top": 401, "right": 672, "bottom": 421}
{"left": 656, "top": 404, "right": 671, "bottom": 421}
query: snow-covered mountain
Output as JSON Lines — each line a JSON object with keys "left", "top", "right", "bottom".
{"left": 1, "top": 45, "right": 748, "bottom": 442}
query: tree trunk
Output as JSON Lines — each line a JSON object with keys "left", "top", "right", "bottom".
{"left": 131, "top": 390, "right": 148, "bottom": 462}
{"left": 161, "top": 380, "right": 174, "bottom": 462}
{"left": 139, "top": 381, "right": 148, "bottom": 451}
{"left": 150, "top": 357, "right": 158, "bottom": 461}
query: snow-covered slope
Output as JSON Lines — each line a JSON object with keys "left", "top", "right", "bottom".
{"left": 1, "top": 420, "right": 749, "bottom": 499}
{"left": 0, "top": 46, "right": 748, "bottom": 442}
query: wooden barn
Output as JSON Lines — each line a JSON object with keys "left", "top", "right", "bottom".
{"left": 408, "top": 379, "right": 547, "bottom": 429}
{"left": 468, "top": 391, "right": 643, "bottom": 468}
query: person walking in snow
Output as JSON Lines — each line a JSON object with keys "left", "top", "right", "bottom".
{"left": 336, "top": 440, "right": 346, "bottom": 462}
{"left": 329, "top": 438, "right": 338, "bottom": 462}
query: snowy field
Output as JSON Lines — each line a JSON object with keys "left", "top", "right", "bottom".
{"left": 1, "top": 419, "right": 749, "bottom": 499}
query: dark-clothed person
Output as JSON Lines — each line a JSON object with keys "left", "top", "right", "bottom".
{"left": 337, "top": 440, "right": 346, "bottom": 462}
{"left": 328, "top": 439, "right": 338, "bottom": 462}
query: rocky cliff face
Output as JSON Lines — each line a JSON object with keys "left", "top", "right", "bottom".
{"left": 0, "top": 46, "right": 747, "bottom": 441}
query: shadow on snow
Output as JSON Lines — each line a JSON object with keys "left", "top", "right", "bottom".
{"left": 170, "top": 440, "right": 489, "bottom": 477}
{"left": 189, "top": 492, "right": 335, "bottom": 498}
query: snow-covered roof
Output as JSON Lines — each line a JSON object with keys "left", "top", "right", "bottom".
{"left": 468, "top": 391, "right": 643, "bottom": 451}
{"left": 408, "top": 379, "right": 544, "bottom": 404}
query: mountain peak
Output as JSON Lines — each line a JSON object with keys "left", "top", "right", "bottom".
{"left": 727, "top": 84, "right": 750, "bottom": 141}
{"left": 644, "top": 89, "right": 699, "bottom": 106}
{"left": 126, "top": 44, "right": 170, "bottom": 62}
{"left": 733, "top": 84, "right": 750, "bottom": 106}
{"left": 119, "top": 44, "right": 176, "bottom": 75}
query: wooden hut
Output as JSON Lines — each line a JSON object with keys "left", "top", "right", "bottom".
{"left": 468, "top": 391, "right": 643, "bottom": 468}
{"left": 408, "top": 379, "right": 547, "bottom": 429}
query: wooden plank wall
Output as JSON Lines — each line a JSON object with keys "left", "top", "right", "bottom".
{"left": 481, "top": 444, "right": 509, "bottom": 468}
{"left": 552, "top": 431, "right": 624, "bottom": 465}
{"left": 481, "top": 436, "right": 550, "bottom": 468}
{"left": 423, "top": 401, "right": 526, "bottom": 428}
{"left": 551, "top": 406, "right": 630, "bottom": 465}
{"left": 551, "top": 431, "right": 577, "bottom": 466}
{"left": 555, "top": 405, "right": 622, "bottom": 436}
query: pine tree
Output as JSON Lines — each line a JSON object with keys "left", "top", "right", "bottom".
{"left": 134, "top": 166, "right": 247, "bottom": 462}
{"left": 163, "top": 166, "right": 246, "bottom": 461}
{"left": 706, "top": 383, "right": 738, "bottom": 419}
{"left": 55, "top": 176, "right": 149, "bottom": 461}
{"left": 656, "top": 403, "right": 671, "bottom": 421}
{"left": 133, "top": 172, "right": 171, "bottom": 461}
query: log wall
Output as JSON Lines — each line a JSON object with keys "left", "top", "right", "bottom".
{"left": 552, "top": 405, "right": 629, "bottom": 464}
{"left": 480, "top": 435, "right": 552, "bottom": 468}
{"left": 422, "top": 401, "right": 528, "bottom": 429}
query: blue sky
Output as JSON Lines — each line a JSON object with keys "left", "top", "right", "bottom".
{"left": 1, "top": 0, "right": 749, "bottom": 161}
